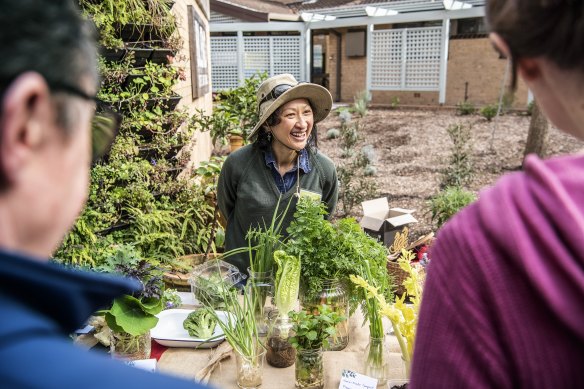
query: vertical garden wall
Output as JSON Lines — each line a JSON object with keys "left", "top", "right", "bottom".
{"left": 54, "top": 0, "right": 219, "bottom": 268}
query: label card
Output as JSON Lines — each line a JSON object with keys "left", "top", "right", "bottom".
{"left": 125, "top": 358, "right": 157, "bottom": 373}
{"left": 338, "top": 369, "right": 378, "bottom": 389}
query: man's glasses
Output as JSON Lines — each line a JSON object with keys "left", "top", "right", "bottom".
{"left": 48, "top": 82, "right": 121, "bottom": 163}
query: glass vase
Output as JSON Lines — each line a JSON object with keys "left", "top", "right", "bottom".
{"left": 246, "top": 268, "right": 274, "bottom": 337}
{"left": 295, "top": 348, "right": 324, "bottom": 389}
{"left": 110, "top": 330, "right": 151, "bottom": 361}
{"left": 235, "top": 348, "right": 266, "bottom": 389}
{"left": 300, "top": 279, "right": 349, "bottom": 351}
{"left": 363, "top": 336, "right": 390, "bottom": 386}
{"left": 266, "top": 309, "right": 296, "bottom": 368}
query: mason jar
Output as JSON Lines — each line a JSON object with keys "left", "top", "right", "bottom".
{"left": 299, "top": 279, "right": 349, "bottom": 351}
{"left": 266, "top": 309, "right": 296, "bottom": 368}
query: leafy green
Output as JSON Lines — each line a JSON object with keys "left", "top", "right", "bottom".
{"left": 183, "top": 310, "right": 218, "bottom": 339}
{"left": 287, "top": 196, "right": 393, "bottom": 317}
{"left": 289, "top": 305, "right": 345, "bottom": 350}
{"left": 273, "top": 250, "right": 301, "bottom": 320}
{"left": 105, "top": 295, "right": 161, "bottom": 336}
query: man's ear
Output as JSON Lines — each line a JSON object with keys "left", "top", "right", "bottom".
{"left": 0, "top": 72, "right": 52, "bottom": 187}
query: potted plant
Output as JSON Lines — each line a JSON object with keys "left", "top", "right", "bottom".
{"left": 289, "top": 305, "right": 346, "bottom": 389}
{"left": 228, "top": 129, "right": 244, "bottom": 152}
{"left": 95, "top": 244, "right": 164, "bottom": 361}
{"left": 266, "top": 250, "right": 300, "bottom": 368}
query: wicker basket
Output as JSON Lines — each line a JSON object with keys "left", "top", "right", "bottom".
{"left": 163, "top": 253, "right": 220, "bottom": 291}
{"left": 387, "top": 232, "right": 434, "bottom": 297}
{"left": 387, "top": 255, "right": 408, "bottom": 297}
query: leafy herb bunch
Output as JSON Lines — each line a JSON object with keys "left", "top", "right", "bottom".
{"left": 289, "top": 305, "right": 345, "bottom": 351}
{"left": 286, "top": 197, "right": 393, "bottom": 314}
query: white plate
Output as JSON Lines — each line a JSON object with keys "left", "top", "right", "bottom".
{"left": 151, "top": 308, "right": 226, "bottom": 348}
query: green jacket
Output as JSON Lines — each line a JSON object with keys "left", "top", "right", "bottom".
{"left": 217, "top": 144, "right": 338, "bottom": 275}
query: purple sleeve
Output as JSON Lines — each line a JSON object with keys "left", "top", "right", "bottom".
{"left": 409, "top": 206, "right": 512, "bottom": 389}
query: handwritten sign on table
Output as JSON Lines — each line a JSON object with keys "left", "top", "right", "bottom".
{"left": 338, "top": 369, "right": 378, "bottom": 389}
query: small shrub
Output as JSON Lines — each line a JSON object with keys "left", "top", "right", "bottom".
{"left": 353, "top": 90, "right": 371, "bottom": 117}
{"left": 361, "top": 145, "right": 377, "bottom": 165}
{"left": 526, "top": 100, "right": 535, "bottom": 116}
{"left": 429, "top": 186, "right": 477, "bottom": 229}
{"left": 480, "top": 104, "right": 498, "bottom": 122}
{"left": 391, "top": 96, "right": 400, "bottom": 109}
{"left": 363, "top": 165, "right": 377, "bottom": 176}
{"left": 326, "top": 128, "right": 341, "bottom": 139}
{"left": 456, "top": 101, "right": 476, "bottom": 116}
{"left": 442, "top": 124, "right": 474, "bottom": 189}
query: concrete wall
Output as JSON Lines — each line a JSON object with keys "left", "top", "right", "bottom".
{"left": 173, "top": 0, "right": 213, "bottom": 169}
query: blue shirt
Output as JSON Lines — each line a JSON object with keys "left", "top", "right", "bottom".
{"left": 0, "top": 250, "right": 212, "bottom": 389}
{"left": 264, "top": 148, "right": 311, "bottom": 193}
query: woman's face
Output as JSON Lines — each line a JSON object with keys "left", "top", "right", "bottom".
{"left": 270, "top": 98, "right": 314, "bottom": 151}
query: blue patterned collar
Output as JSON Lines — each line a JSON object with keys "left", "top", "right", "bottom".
{"left": 264, "top": 148, "right": 311, "bottom": 173}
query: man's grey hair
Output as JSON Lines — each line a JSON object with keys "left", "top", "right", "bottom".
{"left": 0, "top": 0, "right": 98, "bottom": 108}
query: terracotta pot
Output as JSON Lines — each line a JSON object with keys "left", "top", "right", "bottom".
{"left": 229, "top": 135, "right": 244, "bottom": 152}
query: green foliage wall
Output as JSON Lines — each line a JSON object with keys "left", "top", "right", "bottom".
{"left": 55, "top": 1, "right": 219, "bottom": 268}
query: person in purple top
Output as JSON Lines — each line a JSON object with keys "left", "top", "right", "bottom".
{"left": 410, "top": 1, "right": 584, "bottom": 388}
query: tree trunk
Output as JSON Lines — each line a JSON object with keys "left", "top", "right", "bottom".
{"left": 523, "top": 100, "right": 549, "bottom": 163}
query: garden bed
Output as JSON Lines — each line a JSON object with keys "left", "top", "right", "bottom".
{"left": 318, "top": 107, "right": 584, "bottom": 238}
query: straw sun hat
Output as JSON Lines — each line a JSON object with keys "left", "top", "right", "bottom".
{"left": 248, "top": 73, "right": 333, "bottom": 140}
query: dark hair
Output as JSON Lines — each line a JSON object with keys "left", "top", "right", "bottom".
{"left": 255, "top": 101, "right": 319, "bottom": 150}
{"left": 0, "top": 0, "right": 98, "bottom": 110}
{"left": 0, "top": 0, "right": 96, "bottom": 189}
{"left": 486, "top": 0, "right": 584, "bottom": 89}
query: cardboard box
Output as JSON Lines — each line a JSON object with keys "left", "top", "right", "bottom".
{"left": 360, "top": 197, "right": 418, "bottom": 247}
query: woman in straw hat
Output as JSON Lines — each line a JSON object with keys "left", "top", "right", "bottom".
{"left": 410, "top": 1, "right": 584, "bottom": 387}
{"left": 217, "top": 73, "right": 338, "bottom": 275}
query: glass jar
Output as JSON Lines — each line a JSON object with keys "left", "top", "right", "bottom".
{"left": 363, "top": 336, "right": 391, "bottom": 386}
{"left": 266, "top": 310, "right": 296, "bottom": 368}
{"left": 235, "top": 348, "right": 266, "bottom": 389}
{"left": 295, "top": 348, "right": 324, "bottom": 389}
{"left": 110, "top": 330, "right": 151, "bottom": 361}
{"left": 300, "top": 279, "right": 349, "bottom": 351}
{"left": 246, "top": 268, "right": 274, "bottom": 337}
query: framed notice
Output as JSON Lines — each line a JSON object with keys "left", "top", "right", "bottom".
{"left": 188, "top": 5, "right": 210, "bottom": 98}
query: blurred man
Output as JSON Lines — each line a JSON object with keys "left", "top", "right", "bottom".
{"left": 0, "top": 1, "right": 209, "bottom": 387}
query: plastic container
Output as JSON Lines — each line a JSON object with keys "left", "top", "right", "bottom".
{"left": 189, "top": 259, "right": 246, "bottom": 308}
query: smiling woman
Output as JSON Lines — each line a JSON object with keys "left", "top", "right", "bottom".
{"left": 217, "top": 74, "right": 339, "bottom": 276}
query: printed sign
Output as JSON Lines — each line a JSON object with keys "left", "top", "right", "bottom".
{"left": 338, "top": 369, "right": 378, "bottom": 389}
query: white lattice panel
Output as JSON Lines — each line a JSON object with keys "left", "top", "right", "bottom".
{"left": 272, "top": 37, "right": 302, "bottom": 80}
{"left": 371, "top": 26, "right": 443, "bottom": 91}
{"left": 211, "top": 37, "right": 238, "bottom": 90}
{"left": 211, "top": 35, "right": 303, "bottom": 91}
{"left": 405, "top": 27, "right": 442, "bottom": 90}
{"left": 243, "top": 37, "right": 270, "bottom": 78}
{"left": 371, "top": 30, "right": 402, "bottom": 88}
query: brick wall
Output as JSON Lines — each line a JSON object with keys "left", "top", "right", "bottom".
{"left": 325, "top": 32, "right": 529, "bottom": 108}
{"left": 445, "top": 38, "right": 529, "bottom": 108}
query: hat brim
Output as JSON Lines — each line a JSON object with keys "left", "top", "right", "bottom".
{"left": 248, "top": 83, "right": 333, "bottom": 140}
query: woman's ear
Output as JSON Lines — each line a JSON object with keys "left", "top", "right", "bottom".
{"left": 489, "top": 32, "right": 510, "bottom": 59}
{"left": 516, "top": 57, "right": 542, "bottom": 82}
